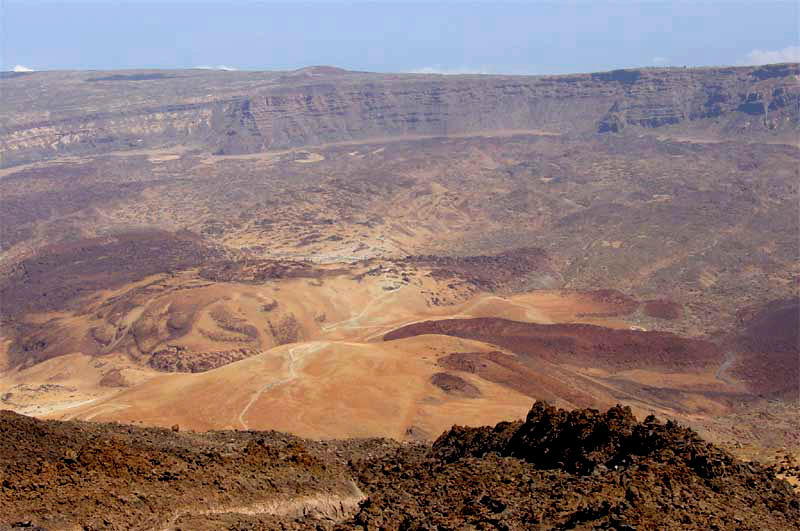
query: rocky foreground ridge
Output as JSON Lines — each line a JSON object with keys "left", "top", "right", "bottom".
{"left": 1, "top": 63, "right": 797, "bottom": 165}
{"left": 1, "top": 402, "right": 798, "bottom": 530}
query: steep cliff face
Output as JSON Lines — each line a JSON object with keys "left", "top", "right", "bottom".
{"left": 0, "top": 102, "right": 223, "bottom": 165}
{"left": 1, "top": 64, "right": 797, "bottom": 165}
{"left": 239, "top": 77, "right": 613, "bottom": 152}
{"left": 595, "top": 65, "right": 800, "bottom": 134}
{"left": 210, "top": 64, "right": 800, "bottom": 154}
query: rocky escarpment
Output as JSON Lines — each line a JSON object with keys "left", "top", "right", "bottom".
{"left": 345, "top": 402, "right": 800, "bottom": 530}
{"left": 0, "top": 409, "right": 369, "bottom": 530}
{"left": 0, "top": 101, "right": 229, "bottom": 166}
{"left": 595, "top": 65, "right": 800, "bottom": 134}
{"left": 1, "top": 64, "right": 797, "bottom": 165}
{"left": 237, "top": 64, "right": 800, "bottom": 152}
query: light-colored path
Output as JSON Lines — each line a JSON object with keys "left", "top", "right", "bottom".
{"left": 159, "top": 480, "right": 365, "bottom": 530}
{"left": 237, "top": 341, "right": 328, "bottom": 430}
{"left": 79, "top": 402, "right": 131, "bottom": 421}
{"left": 715, "top": 350, "right": 738, "bottom": 386}
{"left": 320, "top": 287, "right": 401, "bottom": 333}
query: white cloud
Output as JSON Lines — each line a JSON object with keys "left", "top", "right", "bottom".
{"left": 12, "top": 65, "right": 34, "bottom": 72}
{"left": 651, "top": 56, "right": 668, "bottom": 66}
{"left": 742, "top": 45, "right": 800, "bottom": 65}
{"left": 194, "top": 65, "right": 238, "bottom": 71}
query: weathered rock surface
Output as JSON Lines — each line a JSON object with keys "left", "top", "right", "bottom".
{"left": 2, "top": 64, "right": 797, "bottom": 166}
{"left": 0, "top": 408, "right": 367, "bottom": 530}
{"left": 147, "top": 346, "right": 259, "bottom": 373}
{"left": 345, "top": 402, "right": 800, "bottom": 530}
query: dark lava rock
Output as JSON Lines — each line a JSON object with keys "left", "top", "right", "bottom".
{"left": 644, "top": 299, "right": 682, "bottom": 320}
{"left": 430, "top": 372, "right": 482, "bottom": 398}
{"left": 343, "top": 402, "right": 800, "bottom": 530}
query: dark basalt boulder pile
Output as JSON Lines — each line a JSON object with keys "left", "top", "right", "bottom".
{"left": 342, "top": 402, "right": 800, "bottom": 530}
{"left": 147, "top": 346, "right": 258, "bottom": 373}
{"left": 435, "top": 401, "right": 730, "bottom": 475}
{"left": 430, "top": 372, "right": 482, "bottom": 398}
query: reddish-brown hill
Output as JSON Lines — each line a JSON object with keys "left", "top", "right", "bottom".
{"left": 732, "top": 298, "right": 799, "bottom": 398}
{"left": 384, "top": 317, "right": 723, "bottom": 370}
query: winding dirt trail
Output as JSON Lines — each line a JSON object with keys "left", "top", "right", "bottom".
{"left": 320, "top": 287, "right": 403, "bottom": 333}
{"left": 715, "top": 350, "right": 738, "bottom": 385}
{"left": 160, "top": 479, "right": 365, "bottom": 530}
{"left": 70, "top": 402, "right": 131, "bottom": 421}
{"left": 238, "top": 342, "right": 328, "bottom": 430}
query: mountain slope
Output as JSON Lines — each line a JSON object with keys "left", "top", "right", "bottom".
{"left": 1, "top": 403, "right": 798, "bottom": 530}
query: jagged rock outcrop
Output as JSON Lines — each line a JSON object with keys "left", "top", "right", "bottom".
{"left": 434, "top": 401, "right": 735, "bottom": 475}
{"left": 346, "top": 402, "right": 800, "bottom": 530}
{"left": 147, "top": 346, "right": 259, "bottom": 373}
{"left": 1, "top": 64, "right": 797, "bottom": 166}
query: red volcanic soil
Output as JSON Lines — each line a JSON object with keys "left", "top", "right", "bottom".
{"left": 732, "top": 298, "right": 799, "bottom": 398}
{"left": 643, "top": 299, "right": 682, "bottom": 320}
{"left": 437, "top": 351, "right": 600, "bottom": 407}
{"left": 385, "top": 317, "right": 722, "bottom": 371}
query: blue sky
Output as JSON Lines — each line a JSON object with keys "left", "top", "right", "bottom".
{"left": 2, "top": 1, "right": 798, "bottom": 74}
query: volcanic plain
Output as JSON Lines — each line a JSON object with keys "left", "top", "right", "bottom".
{"left": 0, "top": 64, "right": 798, "bottom": 484}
